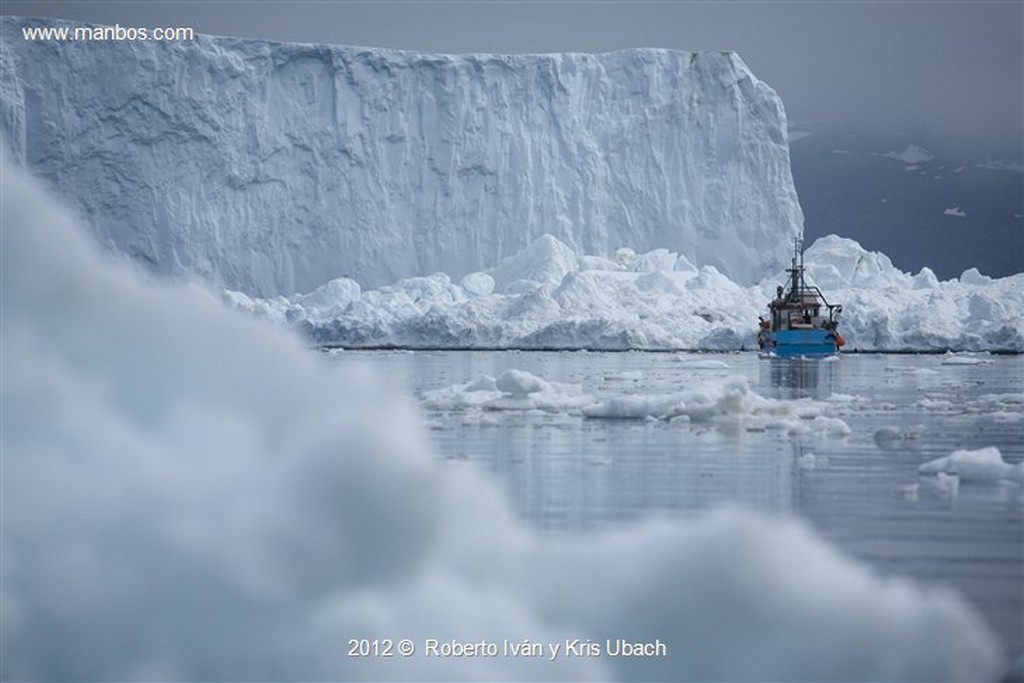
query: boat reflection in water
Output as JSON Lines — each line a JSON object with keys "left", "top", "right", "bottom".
{"left": 762, "top": 356, "right": 838, "bottom": 400}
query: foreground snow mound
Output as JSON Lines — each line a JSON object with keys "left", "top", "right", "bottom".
{"left": 3, "top": 158, "right": 1004, "bottom": 680}
{"left": 232, "top": 234, "right": 1023, "bottom": 352}
{"left": 2, "top": 16, "right": 801, "bottom": 295}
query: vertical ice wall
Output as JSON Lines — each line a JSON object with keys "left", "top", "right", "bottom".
{"left": 1, "top": 17, "right": 802, "bottom": 296}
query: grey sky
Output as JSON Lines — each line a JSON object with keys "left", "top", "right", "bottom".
{"left": 4, "top": 1, "right": 1022, "bottom": 149}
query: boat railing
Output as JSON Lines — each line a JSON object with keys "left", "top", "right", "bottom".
{"left": 786, "top": 272, "right": 841, "bottom": 322}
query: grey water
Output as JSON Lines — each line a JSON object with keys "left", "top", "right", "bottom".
{"left": 330, "top": 350, "right": 1024, "bottom": 661}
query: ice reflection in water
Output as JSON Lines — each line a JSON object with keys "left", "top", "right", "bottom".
{"left": 330, "top": 350, "right": 1023, "bottom": 660}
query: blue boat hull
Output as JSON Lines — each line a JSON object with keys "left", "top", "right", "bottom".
{"left": 764, "top": 329, "right": 839, "bottom": 357}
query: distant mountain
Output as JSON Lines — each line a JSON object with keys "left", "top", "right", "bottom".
{"left": 789, "top": 120, "right": 1023, "bottom": 280}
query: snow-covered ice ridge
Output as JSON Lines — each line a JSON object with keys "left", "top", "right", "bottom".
{"left": 228, "top": 233, "right": 1024, "bottom": 352}
{"left": 1, "top": 16, "right": 801, "bottom": 295}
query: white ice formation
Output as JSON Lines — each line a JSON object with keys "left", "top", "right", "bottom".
{"left": 882, "top": 145, "right": 935, "bottom": 165}
{"left": 2, "top": 133, "right": 1005, "bottom": 681}
{"left": 423, "top": 369, "right": 852, "bottom": 436}
{"left": 4, "top": 16, "right": 1019, "bottom": 353}
{"left": 918, "top": 447, "right": 1024, "bottom": 485}
{"left": 1, "top": 16, "right": 801, "bottom": 296}
{"left": 228, "top": 232, "right": 1024, "bottom": 352}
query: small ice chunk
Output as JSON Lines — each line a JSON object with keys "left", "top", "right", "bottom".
{"left": 959, "top": 268, "right": 992, "bottom": 286}
{"left": 895, "top": 472, "right": 960, "bottom": 502}
{"left": 583, "top": 394, "right": 684, "bottom": 420}
{"left": 614, "top": 247, "right": 637, "bottom": 266}
{"left": 465, "top": 374, "right": 497, "bottom": 392}
{"left": 917, "top": 447, "right": 1017, "bottom": 483}
{"left": 297, "top": 276, "right": 361, "bottom": 311}
{"left": 874, "top": 426, "right": 903, "bottom": 444}
{"left": 916, "top": 398, "right": 954, "bottom": 410}
{"left": 631, "top": 248, "right": 679, "bottom": 272}
{"left": 812, "top": 416, "right": 851, "bottom": 436}
{"left": 489, "top": 234, "right": 578, "bottom": 290}
{"left": 798, "top": 453, "right": 816, "bottom": 470}
{"left": 924, "top": 472, "right": 960, "bottom": 500}
{"left": 912, "top": 267, "right": 940, "bottom": 289}
{"left": 222, "top": 289, "right": 255, "bottom": 310}
{"left": 460, "top": 271, "right": 495, "bottom": 297}
{"left": 495, "top": 369, "right": 548, "bottom": 396}
{"left": 940, "top": 352, "right": 992, "bottom": 366}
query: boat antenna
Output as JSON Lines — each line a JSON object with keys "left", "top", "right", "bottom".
{"left": 798, "top": 237, "right": 804, "bottom": 293}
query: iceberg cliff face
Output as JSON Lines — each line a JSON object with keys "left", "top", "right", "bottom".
{"left": 1, "top": 17, "right": 801, "bottom": 295}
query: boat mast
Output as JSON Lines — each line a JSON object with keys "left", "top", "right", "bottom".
{"left": 786, "top": 236, "right": 804, "bottom": 302}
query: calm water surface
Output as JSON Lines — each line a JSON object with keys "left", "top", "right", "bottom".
{"left": 330, "top": 350, "right": 1024, "bottom": 660}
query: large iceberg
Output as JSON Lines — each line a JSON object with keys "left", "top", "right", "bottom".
{"left": 2, "top": 136, "right": 1003, "bottom": 682}
{"left": 1, "top": 16, "right": 800, "bottom": 295}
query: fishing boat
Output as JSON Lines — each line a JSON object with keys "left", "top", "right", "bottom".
{"left": 757, "top": 238, "right": 844, "bottom": 357}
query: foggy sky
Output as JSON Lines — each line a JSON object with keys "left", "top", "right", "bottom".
{"left": 5, "top": 1, "right": 1022, "bottom": 149}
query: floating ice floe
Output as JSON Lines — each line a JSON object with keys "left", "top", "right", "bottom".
{"left": 882, "top": 145, "right": 935, "bottom": 165}
{"left": 940, "top": 352, "right": 994, "bottom": 366}
{"left": 424, "top": 370, "right": 854, "bottom": 436}
{"left": 918, "top": 447, "right": 1024, "bottom": 484}
{"left": 915, "top": 397, "right": 956, "bottom": 411}
{"left": 874, "top": 426, "right": 923, "bottom": 445}
{"left": 909, "top": 392, "right": 1024, "bottom": 419}
{"left": 896, "top": 472, "right": 961, "bottom": 502}
{"left": 422, "top": 369, "right": 594, "bottom": 414}
{"left": 886, "top": 365, "right": 940, "bottom": 376}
